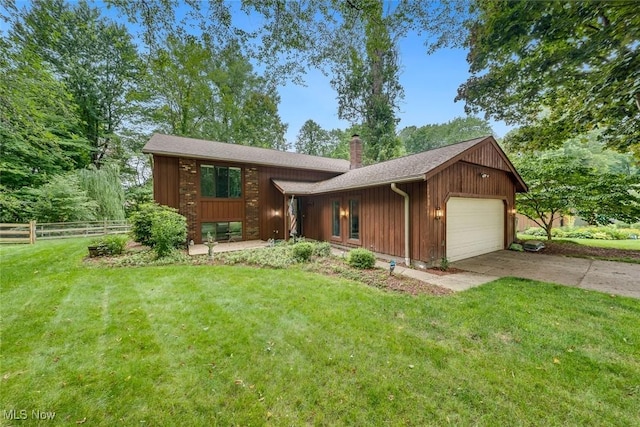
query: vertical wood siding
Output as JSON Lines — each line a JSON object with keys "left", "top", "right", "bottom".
{"left": 304, "top": 161, "right": 516, "bottom": 264}
{"left": 426, "top": 162, "right": 516, "bottom": 262}
{"left": 152, "top": 156, "right": 179, "bottom": 209}
{"left": 258, "top": 167, "right": 341, "bottom": 241}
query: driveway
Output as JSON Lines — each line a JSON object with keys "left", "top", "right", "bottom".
{"left": 451, "top": 250, "right": 640, "bottom": 299}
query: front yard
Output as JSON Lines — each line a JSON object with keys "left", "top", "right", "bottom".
{"left": 1, "top": 239, "right": 639, "bottom": 425}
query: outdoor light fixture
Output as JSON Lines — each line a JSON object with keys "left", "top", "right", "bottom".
{"left": 272, "top": 209, "right": 281, "bottom": 217}
{"left": 435, "top": 206, "right": 443, "bottom": 220}
{"left": 509, "top": 208, "right": 517, "bottom": 216}
{"left": 340, "top": 209, "right": 348, "bottom": 218}
{"left": 480, "top": 172, "right": 490, "bottom": 179}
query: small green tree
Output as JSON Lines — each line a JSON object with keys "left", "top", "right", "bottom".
{"left": 514, "top": 152, "right": 640, "bottom": 239}
{"left": 30, "top": 174, "right": 98, "bottom": 223}
{"left": 130, "top": 203, "right": 187, "bottom": 257}
{"left": 151, "top": 210, "right": 187, "bottom": 258}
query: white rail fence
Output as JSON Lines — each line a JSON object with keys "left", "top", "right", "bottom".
{"left": 0, "top": 220, "right": 130, "bottom": 244}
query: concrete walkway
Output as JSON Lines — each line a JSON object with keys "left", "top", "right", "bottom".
{"left": 374, "top": 260, "right": 499, "bottom": 292}
{"left": 189, "top": 242, "right": 639, "bottom": 298}
{"left": 451, "top": 250, "right": 640, "bottom": 299}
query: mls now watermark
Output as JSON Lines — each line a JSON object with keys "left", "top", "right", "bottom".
{"left": 3, "top": 409, "right": 56, "bottom": 421}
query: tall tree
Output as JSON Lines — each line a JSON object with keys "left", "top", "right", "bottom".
{"left": 329, "top": 1, "right": 404, "bottom": 162}
{"left": 140, "top": 34, "right": 287, "bottom": 149}
{"left": 400, "top": 116, "right": 494, "bottom": 154}
{"left": 457, "top": 0, "right": 640, "bottom": 156}
{"left": 0, "top": 37, "right": 90, "bottom": 191}
{"left": 295, "top": 120, "right": 330, "bottom": 156}
{"left": 10, "top": 0, "right": 141, "bottom": 166}
{"left": 110, "top": 1, "right": 472, "bottom": 160}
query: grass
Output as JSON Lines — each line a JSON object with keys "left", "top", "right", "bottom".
{"left": 518, "top": 234, "right": 640, "bottom": 251}
{"left": 2, "top": 239, "right": 640, "bottom": 425}
{"left": 558, "top": 238, "right": 640, "bottom": 250}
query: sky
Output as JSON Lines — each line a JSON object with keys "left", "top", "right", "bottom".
{"left": 278, "top": 37, "right": 512, "bottom": 144}
{"left": 1, "top": 1, "right": 511, "bottom": 145}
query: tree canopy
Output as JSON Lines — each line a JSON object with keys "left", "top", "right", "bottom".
{"left": 513, "top": 138, "right": 640, "bottom": 239}
{"left": 399, "top": 116, "right": 493, "bottom": 154}
{"left": 457, "top": 0, "right": 640, "bottom": 157}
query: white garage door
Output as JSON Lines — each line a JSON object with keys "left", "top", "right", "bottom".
{"left": 446, "top": 197, "right": 505, "bottom": 262}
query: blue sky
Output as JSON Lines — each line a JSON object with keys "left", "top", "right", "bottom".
{"left": 278, "top": 36, "right": 511, "bottom": 144}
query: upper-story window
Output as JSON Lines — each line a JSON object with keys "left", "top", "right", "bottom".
{"left": 201, "top": 165, "right": 242, "bottom": 198}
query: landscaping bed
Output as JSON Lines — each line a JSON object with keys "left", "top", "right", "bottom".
{"left": 87, "top": 243, "right": 452, "bottom": 296}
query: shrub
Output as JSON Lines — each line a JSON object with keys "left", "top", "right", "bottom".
{"left": 219, "top": 246, "right": 295, "bottom": 269}
{"left": 30, "top": 173, "right": 97, "bottom": 222}
{"left": 347, "top": 248, "right": 376, "bottom": 269}
{"left": 523, "top": 227, "right": 547, "bottom": 237}
{"left": 292, "top": 242, "right": 314, "bottom": 262}
{"left": 91, "top": 234, "right": 128, "bottom": 256}
{"left": 130, "top": 203, "right": 185, "bottom": 248}
{"left": 151, "top": 209, "right": 187, "bottom": 258}
{"left": 313, "top": 241, "right": 333, "bottom": 257}
{"left": 439, "top": 256, "right": 450, "bottom": 271}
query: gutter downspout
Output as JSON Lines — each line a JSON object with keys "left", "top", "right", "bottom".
{"left": 390, "top": 183, "right": 410, "bottom": 266}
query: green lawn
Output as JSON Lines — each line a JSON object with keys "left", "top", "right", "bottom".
{"left": 558, "top": 238, "right": 640, "bottom": 250}
{"left": 518, "top": 234, "right": 640, "bottom": 251}
{"left": 2, "top": 239, "right": 639, "bottom": 425}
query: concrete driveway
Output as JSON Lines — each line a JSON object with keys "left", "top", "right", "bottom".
{"left": 451, "top": 250, "right": 640, "bottom": 299}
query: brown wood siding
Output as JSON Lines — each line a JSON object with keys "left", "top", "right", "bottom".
{"left": 258, "top": 166, "right": 341, "bottom": 241}
{"left": 459, "top": 142, "right": 511, "bottom": 171}
{"left": 302, "top": 161, "right": 516, "bottom": 265}
{"left": 152, "top": 156, "right": 179, "bottom": 209}
{"left": 304, "top": 182, "right": 427, "bottom": 262}
{"left": 426, "top": 162, "right": 516, "bottom": 262}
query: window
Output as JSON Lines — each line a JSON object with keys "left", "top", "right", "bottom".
{"left": 349, "top": 199, "right": 359, "bottom": 240}
{"left": 201, "top": 222, "right": 243, "bottom": 242}
{"left": 200, "top": 165, "right": 241, "bottom": 198}
{"left": 332, "top": 200, "right": 341, "bottom": 237}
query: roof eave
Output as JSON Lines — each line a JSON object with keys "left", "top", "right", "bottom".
{"left": 142, "top": 149, "right": 349, "bottom": 174}
{"left": 309, "top": 174, "right": 426, "bottom": 196}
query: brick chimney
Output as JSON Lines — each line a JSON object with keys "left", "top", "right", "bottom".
{"left": 349, "top": 134, "right": 363, "bottom": 169}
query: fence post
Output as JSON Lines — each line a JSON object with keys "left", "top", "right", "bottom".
{"left": 103, "top": 219, "right": 107, "bottom": 235}
{"left": 29, "top": 220, "right": 36, "bottom": 244}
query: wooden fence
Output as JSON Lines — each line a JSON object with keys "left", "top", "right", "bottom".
{"left": 0, "top": 220, "right": 130, "bottom": 244}
{"left": 0, "top": 221, "right": 36, "bottom": 244}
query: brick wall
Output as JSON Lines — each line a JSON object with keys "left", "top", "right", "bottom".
{"left": 179, "top": 158, "right": 198, "bottom": 242}
{"left": 244, "top": 167, "right": 260, "bottom": 240}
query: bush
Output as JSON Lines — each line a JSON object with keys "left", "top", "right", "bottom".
{"left": 523, "top": 227, "right": 547, "bottom": 237}
{"left": 220, "top": 246, "right": 295, "bottom": 269}
{"left": 30, "top": 173, "right": 97, "bottom": 222}
{"left": 313, "top": 241, "right": 333, "bottom": 257}
{"left": 130, "top": 203, "right": 186, "bottom": 249}
{"left": 292, "top": 242, "right": 314, "bottom": 262}
{"left": 129, "top": 203, "right": 163, "bottom": 246}
{"left": 347, "top": 248, "right": 376, "bottom": 269}
{"left": 91, "top": 234, "right": 128, "bottom": 256}
{"left": 150, "top": 209, "right": 187, "bottom": 258}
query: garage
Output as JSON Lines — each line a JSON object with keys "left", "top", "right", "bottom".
{"left": 446, "top": 197, "right": 505, "bottom": 262}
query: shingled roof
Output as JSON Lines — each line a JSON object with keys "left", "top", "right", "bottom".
{"left": 273, "top": 136, "right": 528, "bottom": 195}
{"left": 142, "top": 133, "right": 350, "bottom": 173}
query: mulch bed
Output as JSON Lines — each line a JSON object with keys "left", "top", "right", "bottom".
{"left": 306, "top": 258, "right": 453, "bottom": 296}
